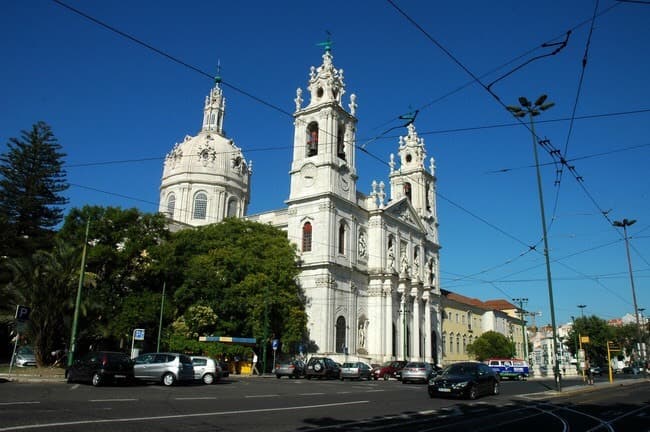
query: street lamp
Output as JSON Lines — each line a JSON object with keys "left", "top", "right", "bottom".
{"left": 578, "top": 304, "right": 587, "bottom": 318}
{"left": 507, "top": 95, "right": 561, "bottom": 391}
{"left": 613, "top": 218, "right": 644, "bottom": 375}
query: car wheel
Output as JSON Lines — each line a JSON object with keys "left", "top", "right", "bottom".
{"left": 92, "top": 372, "right": 102, "bottom": 387}
{"left": 66, "top": 370, "right": 74, "bottom": 384}
{"left": 202, "top": 373, "right": 215, "bottom": 385}
{"left": 428, "top": 388, "right": 436, "bottom": 399}
{"left": 383, "top": 374, "right": 389, "bottom": 381}
{"left": 276, "top": 375, "right": 281, "bottom": 379}
{"left": 517, "top": 374, "right": 524, "bottom": 381}
{"left": 493, "top": 381, "right": 500, "bottom": 395}
{"left": 306, "top": 375, "right": 312, "bottom": 380}
{"left": 313, "top": 362, "right": 323, "bottom": 372}
{"left": 467, "top": 385, "right": 478, "bottom": 400}
{"left": 162, "top": 373, "right": 176, "bottom": 386}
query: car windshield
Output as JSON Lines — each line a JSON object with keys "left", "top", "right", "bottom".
{"left": 444, "top": 364, "right": 476, "bottom": 376}
{"left": 17, "top": 346, "right": 34, "bottom": 355}
{"left": 342, "top": 363, "right": 357, "bottom": 368}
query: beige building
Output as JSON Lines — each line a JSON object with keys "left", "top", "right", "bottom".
{"left": 440, "top": 290, "right": 526, "bottom": 365}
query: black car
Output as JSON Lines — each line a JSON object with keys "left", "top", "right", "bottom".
{"left": 304, "top": 356, "right": 340, "bottom": 379}
{"left": 428, "top": 362, "right": 500, "bottom": 400}
{"left": 589, "top": 366, "right": 604, "bottom": 376}
{"left": 66, "top": 351, "right": 134, "bottom": 386}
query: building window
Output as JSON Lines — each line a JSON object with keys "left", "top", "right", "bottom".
{"left": 449, "top": 333, "right": 454, "bottom": 353}
{"left": 338, "top": 222, "right": 346, "bottom": 255}
{"left": 455, "top": 313, "right": 459, "bottom": 323}
{"left": 335, "top": 316, "right": 346, "bottom": 353}
{"left": 442, "top": 333, "right": 446, "bottom": 356}
{"left": 302, "top": 222, "right": 312, "bottom": 252}
{"left": 404, "top": 182, "right": 412, "bottom": 202}
{"left": 166, "top": 194, "right": 175, "bottom": 218}
{"left": 307, "top": 122, "right": 319, "bottom": 157}
{"left": 462, "top": 314, "right": 465, "bottom": 324}
{"left": 226, "top": 198, "right": 238, "bottom": 218}
{"left": 337, "top": 123, "right": 346, "bottom": 160}
{"left": 463, "top": 335, "right": 467, "bottom": 353}
{"left": 456, "top": 335, "right": 460, "bottom": 353}
{"left": 193, "top": 192, "right": 207, "bottom": 220}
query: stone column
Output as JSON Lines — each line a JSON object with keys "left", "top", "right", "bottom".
{"left": 411, "top": 286, "right": 420, "bottom": 360}
{"left": 424, "top": 290, "right": 432, "bottom": 363}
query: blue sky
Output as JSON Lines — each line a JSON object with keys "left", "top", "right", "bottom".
{"left": 2, "top": 1, "right": 648, "bottom": 327}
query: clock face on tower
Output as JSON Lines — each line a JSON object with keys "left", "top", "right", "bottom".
{"left": 301, "top": 163, "right": 317, "bottom": 187}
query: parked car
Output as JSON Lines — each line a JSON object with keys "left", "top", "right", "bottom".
{"left": 401, "top": 361, "right": 434, "bottom": 384}
{"left": 304, "top": 356, "right": 340, "bottom": 380}
{"left": 339, "top": 362, "right": 372, "bottom": 381}
{"left": 275, "top": 360, "right": 305, "bottom": 379}
{"left": 371, "top": 360, "right": 407, "bottom": 380}
{"left": 428, "top": 362, "right": 500, "bottom": 400}
{"left": 13, "top": 345, "right": 37, "bottom": 367}
{"left": 133, "top": 352, "right": 194, "bottom": 386}
{"left": 191, "top": 356, "right": 221, "bottom": 384}
{"left": 66, "top": 351, "right": 134, "bottom": 386}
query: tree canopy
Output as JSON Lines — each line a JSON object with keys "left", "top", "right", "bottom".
{"left": 0, "top": 122, "right": 68, "bottom": 258}
{"left": 466, "top": 331, "right": 516, "bottom": 361}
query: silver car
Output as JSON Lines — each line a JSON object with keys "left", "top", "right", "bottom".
{"left": 13, "top": 345, "right": 37, "bottom": 367}
{"left": 191, "top": 356, "right": 221, "bottom": 384}
{"left": 134, "top": 352, "right": 194, "bottom": 386}
{"left": 401, "top": 361, "right": 434, "bottom": 384}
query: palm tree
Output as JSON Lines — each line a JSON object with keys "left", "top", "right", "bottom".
{"left": 2, "top": 240, "right": 93, "bottom": 366}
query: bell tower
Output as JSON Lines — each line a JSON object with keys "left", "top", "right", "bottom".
{"left": 389, "top": 123, "right": 437, "bottom": 222}
{"left": 288, "top": 43, "right": 358, "bottom": 203}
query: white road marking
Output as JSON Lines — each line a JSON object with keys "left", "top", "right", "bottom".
{"left": 174, "top": 397, "right": 217, "bottom": 400}
{"left": 0, "top": 402, "right": 40, "bottom": 406}
{"left": 299, "top": 392, "right": 324, "bottom": 396}
{"left": 244, "top": 394, "right": 279, "bottom": 398}
{"left": 89, "top": 399, "right": 137, "bottom": 402}
{"left": 0, "top": 400, "right": 369, "bottom": 431}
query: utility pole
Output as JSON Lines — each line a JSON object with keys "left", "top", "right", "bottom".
{"left": 613, "top": 218, "right": 644, "bottom": 377}
{"left": 513, "top": 298, "right": 529, "bottom": 361}
{"left": 507, "top": 95, "right": 561, "bottom": 391}
{"left": 262, "top": 286, "right": 269, "bottom": 375}
{"left": 157, "top": 281, "right": 166, "bottom": 352}
{"left": 578, "top": 304, "right": 586, "bottom": 318}
{"left": 68, "top": 219, "right": 90, "bottom": 367}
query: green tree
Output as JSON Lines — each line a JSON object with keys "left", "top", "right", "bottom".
{"left": 156, "top": 218, "right": 308, "bottom": 356}
{"left": 466, "top": 331, "right": 516, "bottom": 361}
{"left": 58, "top": 205, "right": 170, "bottom": 350}
{"left": 1, "top": 240, "right": 88, "bottom": 365}
{"left": 567, "top": 315, "right": 614, "bottom": 367}
{"left": 0, "top": 122, "right": 68, "bottom": 258}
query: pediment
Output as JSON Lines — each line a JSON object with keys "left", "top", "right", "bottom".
{"left": 383, "top": 198, "right": 425, "bottom": 232}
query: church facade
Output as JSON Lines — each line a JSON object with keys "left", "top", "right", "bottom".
{"left": 160, "top": 47, "right": 443, "bottom": 365}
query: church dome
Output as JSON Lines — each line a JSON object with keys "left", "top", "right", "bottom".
{"left": 159, "top": 80, "right": 251, "bottom": 226}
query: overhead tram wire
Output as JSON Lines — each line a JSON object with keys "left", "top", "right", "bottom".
{"left": 366, "top": 1, "right": 621, "bottom": 135}
{"left": 388, "top": 0, "right": 635, "bottom": 255}
{"left": 548, "top": 0, "right": 601, "bottom": 233}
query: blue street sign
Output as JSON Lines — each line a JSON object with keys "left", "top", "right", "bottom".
{"left": 272, "top": 339, "right": 279, "bottom": 351}
{"left": 134, "top": 328, "right": 145, "bottom": 341}
{"left": 15, "top": 305, "right": 31, "bottom": 321}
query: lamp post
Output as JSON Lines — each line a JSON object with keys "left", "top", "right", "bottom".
{"left": 613, "top": 218, "right": 644, "bottom": 375}
{"left": 578, "top": 304, "right": 586, "bottom": 318}
{"left": 513, "top": 298, "right": 529, "bottom": 361}
{"left": 507, "top": 95, "right": 561, "bottom": 391}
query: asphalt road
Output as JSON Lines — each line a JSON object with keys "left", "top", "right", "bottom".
{"left": 0, "top": 374, "right": 647, "bottom": 431}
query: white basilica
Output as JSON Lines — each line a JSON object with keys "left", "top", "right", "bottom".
{"left": 159, "top": 47, "right": 443, "bottom": 365}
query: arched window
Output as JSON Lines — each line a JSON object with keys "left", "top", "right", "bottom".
{"left": 226, "top": 198, "right": 237, "bottom": 218}
{"left": 302, "top": 222, "right": 312, "bottom": 252}
{"left": 193, "top": 192, "right": 208, "bottom": 220}
{"left": 337, "top": 123, "right": 346, "bottom": 160}
{"left": 338, "top": 221, "right": 346, "bottom": 255}
{"left": 426, "top": 182, "right": 431, "bottom": 211}
{"left": 456, "top": 335, "right": 460, "bottom": 353}
{"left": 166, "top": 194, "right": 175, "bottom": 218}
{"left": 463, "top": 335, "right": 467, "bottom": 353}
{"left": 404, "top": 182, "right": 412, "bottom": 202}
{"left": 306, "top": 122, "right": 319, "bottom": 157}
{"left": 449, "top": 332, "right": 454, "bottom": 353}
{"left": 335, "top": 316, "right": 346, "bottom": 353}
